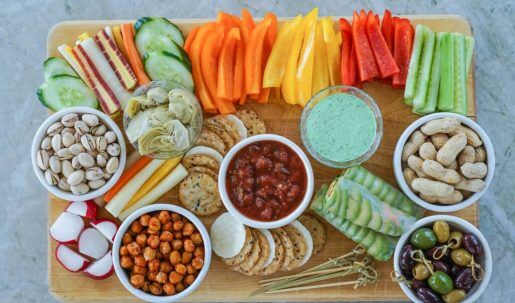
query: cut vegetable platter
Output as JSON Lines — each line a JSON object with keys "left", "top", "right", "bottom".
{"left": 47, "top": 15, "right": 477, "bottom": 302}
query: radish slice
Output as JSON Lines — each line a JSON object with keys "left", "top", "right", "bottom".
{"left": 91, "top": 219, "right": 118, "bottom": 243}
{"left": 78, "top": 228, "right": 109, "bottom": 259}
{"left": 49, "top": 212, "right": 85, "bottom": 244}
{"left": 83, "top": 251, "right": 114, "bottom": 280}
{"left": 224, "top": 114, "right": 247, "bottom": 141}
{"left": 185, "top": 146, "right": 224, "bottom": 165}
{"left": 290, "top": 220, "right": 313, "bottom": 266}
{"left": 65, "top": 200, "right": 98, "bottom": 219}
{"left": 258, "top": 229, "right": 276, "bottom": 267}
{"left": 55, "top": 244, "right": 90, "bottom": 272}
{"left": 210, "top": 212, "right": 246, "bottom": 258}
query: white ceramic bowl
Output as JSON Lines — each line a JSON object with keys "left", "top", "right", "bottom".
{"left": 31, "top": 107, "right": 126, "bottom": 201}
{"left": 218, "top": 134, "right": 314, "bottom": 229}
{"left": 393, "top": 113, "right": 495, "bottom": 212}
{"left": 394, "top": 215, "right": 492, "bottom": 303}
{"left": 112, "top": 204, "right": 212, "bottom": 303}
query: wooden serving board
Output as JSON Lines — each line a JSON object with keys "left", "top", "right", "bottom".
{"left": 47, "top": 15, "right": 476, "bottom": 302}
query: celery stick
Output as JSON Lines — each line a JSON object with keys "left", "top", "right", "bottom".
{"left": 404, "top": 25, "right": 426, "bottom": 105}
{"left": 465, "top": 36, "right": 475, "bottom": 75}
{"left": 452, "top": 33, "right": 467, "bottom": 115}
{"left": 412, "top": 28, "right": 436, "bottom": 113}
{"left": 416, "top": 32, "right": 443, "bottom": 115}
{"left": 437, "top": 32, "right": 454, "bottom": 111}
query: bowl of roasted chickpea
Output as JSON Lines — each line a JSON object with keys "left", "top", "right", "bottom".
{"left": 112, "top": 204, "right": 211, "bottom": 302}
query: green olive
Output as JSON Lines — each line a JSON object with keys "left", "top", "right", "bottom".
{"left": 448, "top": 231, "right": 463, "bottom": 249}
{"left": 412, "top": 262, "right": 434, "bottom": 280}
{"left": 428, "top": 271, "right": 454, "bottom": 295}
{"left": 410, "top": 228, "right": 438, "bottom": 249}
{"left": 442, "top": 289, "right": 467, "bottom": 303}
{"left": 451, "top": 248, "right": 472, "bottom": 266}
{"left": 433, "top": 220, "right": 450, "bottom": 243}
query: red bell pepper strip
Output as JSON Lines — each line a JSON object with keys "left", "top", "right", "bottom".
{"left": 352, "top": 11, "right": 379, "bottom": 81}
{"left": 392, "top": 19, "right": 415, "bottom": 88}
{"left": 365, "top": 12, "right": 399, "bottom": 78}
{"left": 350, "top": 45, "right": 362, "bottom": 88}
{"left": 339, "top": 18, "right": 354, "bottom": 86}
{"left": 381, "top": 9, "right": 394, "bottom": 52}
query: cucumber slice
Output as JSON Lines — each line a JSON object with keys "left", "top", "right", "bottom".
{"left": 451, "top": 33, "right": 467, "bottom": 115}
{"left": 367, "top": 235, "right": 386, "bottom": 260}
{"left": 135, "top": 29, "right": 182, "bottom": 59}
{"left": 412, "top": 27, "right": 436, "bottom": 113}
{"left": 43, "top": 57, "right": 77, "bottom": 80}
{"left": 37, "top": 75, "right": 98, "bottom": 111}
{"left": 310, "top": 184, "right": 327, "bottom": 212}
{"left": 135, "top": 17, "right": 184, "bottom": 47}
{"left": 465, "top": 36, "right": 475, "bottom": 75}
{"left": 354, "top": 226, "right": 370, "bottom": 243}
{"left": 144, "top": 51, "right": 194, "bottom": 91}
{"left": 353, "top": 198, "right": 372, "bottom": 227}
{"left": 361, "top": 228, "right": 376, "bottom": 248}
{"left": 345, "top": 222, "right": 360, "bottom": 238}
{"left": 346, "top": 198, "right": 361, "bottom": 222}
{"left": 417, "top": 32, "right": 443, "bottom": 115}
{"left": 337, "top": 186, "right": 349, "bottom": 223}
{"left": 437, "top": 32, "right": 454, "bottom": 111}
{"left": 368, "top": 212, "right": 383, "bottom": 231}
{"left": 404, "top": 24, "right": 426, "bottom": 104}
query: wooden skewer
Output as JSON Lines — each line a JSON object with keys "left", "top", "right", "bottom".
{"left": 263, "top": 280, "right": 360, "bottom": 294}
{"left": 259, "top": 266, "right": 354, "bottom": 285}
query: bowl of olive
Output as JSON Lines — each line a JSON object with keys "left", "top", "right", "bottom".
{"left": 393, "top": 215, "right": 492, "bottom": 303}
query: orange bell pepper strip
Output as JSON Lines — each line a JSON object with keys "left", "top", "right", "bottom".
{"left": 217, "top": 28, "right": 241, "bottom": 100}
{"left": 256, "top": 88, "right": 271, "bottom": 103}
{"left": 218, "top": 12, "right": 240, "bottom": 28}
{"left": 184, "top": 26, "right": 200, "bottom": 54}
{"left": 233, "top": 36, "right": 245, "bottom": 101}
{"left": 190, "top": 23, "right": 218, "bottom": 113}
{"left": 121, "top": 23, "right": 150, "bottom": 85}
{"left": 296, "top": 9, "right": 318, "bottom": 106}
{"left": 264, "top": 12, "right": 278, "bottom": 49}
{"left": 244, "top": 18, "right": 272, "bottom": 95}
{"left": 240, "top": 9, "right": 255, "bottom": 44}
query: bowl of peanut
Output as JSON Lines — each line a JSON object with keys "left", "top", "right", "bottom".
{"left": 112, "top": 204, "right": 211, "bottom": 302}
{"left": 393, "top": 113, "right": 495, "bottom": 213}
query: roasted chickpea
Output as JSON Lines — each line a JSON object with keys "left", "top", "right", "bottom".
{"left": 160, "top": 231, "right": 174, "bottom": 242}
{"left": 127, "top": 242, "right": 142, "bottom": 256}
{"left": 159, "top": 241, "right": 171, "bottom": 255}
{"left": 170, "top": 250, "right": 181, "bottom": 265}
{"left": 183, "top": 223, "right": 195, "bottom": 236}
{"left": 122, "top": 232, "right": 133, "bottom": 245}
{"left": 146, "top": 228, "right": 159, "bottom": 235}
{"left": 169, "top": 271, "right": 184, "bottom": 284}
{"left": 142, "top": 281, "right": 150, "bottom": 292}
{"left": 187, "top": 264, "right": 196, "bottom": 274}
{"left": 130, "top": 220, "right": 143, "bottom": 233}
{"left": 184, "top": 274, "right": 196, "bottom": 286}
{"left": 156, "top": 251, "right": 164, "bottom": 260}
{"left": 191, "top": 232, "right": 203, "bottom": 245}
{"left": 130, "top": 274, "right": 145, "bottom": 288}
{"left": 132, "top": 265, "right": 147, "bottom": 275}
{"left": 162, "top": 222, "right": 173, "bottom": 231}
{"left": 171, "top": 212, "right": 181, "bottom": 221}
{"left": 134, "top": 255, "right": 147, "bottom": 267}
{"left": 163, "top": 283, "right": 176, "bottom": 295}
{"left": 182, "top": 251, "right": 193, "bottom": 264}
{"left": 149, "top": 217, "right": 161, "bottom": 231}
{"left": 143, "top": 247, "right": 157, "bottom": 262}
{"left": 193, "top": 247, "right": 204, "bottom": 258}
{"left": 159, "top": 261, "right": 173, "bottom": 274}
{"left": 173, "top": 220, "right": 184, "bottom": 231}
{"left": 158, "top": 211, "right": 171, "bottom": 224}
{"left": 148, "top": 259, "right": 160, "bottom": 272}
{"left": 174, "top": 232, "right": 183, "bottom": 240}
{"left": 172, "top": 239, "right": 183, "bottom": 251}
{"left": 147, "top": 271, "right": 158, "bottom": 281}
{"left": 183, "top": 239, "right": 195, "bottom": 252}
{"left": 119, "top": 245, "right": 129, "bottom": 256}
{"left": 149, "top": 282, "right": 163, "bottom": 295}
{"left": 139, "top": 214, "right": 151, "bottom": 226}
{"left": 147, "top": 235, "right": 160, "bottom": 249}
{"left": 135, "top": 233, "right": 147, "bottom": 248}
{"left": 175, "top": 263, "right": 187, "bottom": 275}
{"left": 175, "top": 282, "right": 185, "bottom": 292}
{"left": 155, "top": 271, "right": 168, "bottom": 283}
{"left": 192, "top": 257, "right": 204, "bottom": 270}
{"left": 120, "top": 256, "right": 134, "bottom": 269}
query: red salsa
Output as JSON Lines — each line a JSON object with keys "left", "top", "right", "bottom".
{"left": 226, "top": 140, "right": 307, "bottom": 221}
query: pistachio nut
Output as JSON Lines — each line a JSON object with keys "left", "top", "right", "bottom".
{"left": 69, "top": 143, "right": 85, "bottom": 155}
{"left": 71, "top": 156, "right": 81, "bottom": 170}
{"left": 81, "top": 134, "right": 96, "bottom": 152}
{"left": 74, "top": 120, "right": 90, "bottom": 135}
{"left": 61, "top": 127, "right": 75, "bottom": 135}
{"left": 51, "top": 134, "right": 62, "bottom": 152}
{"left": 106, "top": 156, "right": 119, "bottom": 174}
{"left": 104, "top": 131, "right": 117, "bottom": 144}
{"left": 96, "top": 152, "right": 108, "bottom": 168}
{"left": 62, "top": 132, "right": 75, "bottom": 148}
{"left": 40, "top": 137, "right": 52, "bottom": 150}
{"left": 61, "top": 113, "right": 79, "bottom": 127}
{"left": 57, "top": 178, "right": 71, "bottom": 192}
{"left": 67, "top": 170, "right": 85, "bottom": 186}
{"left": 47, "top": 122, "right": 64, "bottom": 136}
{"left": 88, "top": 179, "right": 106, "bottom": 190}
{"left": 37, "top": 150, "right": 50, "bottom": 170}
{"left": 78, "top": 152, "right": 95, "bottom": 168}
{"left": 71, "top": 183, "right": 89, "bottom": 195}
{"left": 56, "top": 148, "right": 73, "bottom": 160}
{"left": 49, "top": 156, "right": 61, "bottom": 174}
{"left": 82, "top": 114, "right": 99, "bottom": 127}
{"left": 107, "top": 143, "right": 120, "bottom": 157}
{"left": 91, "top": 124, "right": 107, "bottom": 136}
{"left": 96, "top": 136, "right": 107, "bottom": 152}
{"left": 45, "top": 169, "right": 59, "bottom": 186}
{"left": 85, "top": 167, "right": 104, "bottom": 181}
{"left": 61, "top": 160, "right": 73, "bottom": 178}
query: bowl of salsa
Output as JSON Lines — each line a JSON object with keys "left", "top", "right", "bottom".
{"left": 300, "top": 85, "right": 383, "bottom": 168}
{"left": 218, "top": 134, "right": 314, "bottom": 229}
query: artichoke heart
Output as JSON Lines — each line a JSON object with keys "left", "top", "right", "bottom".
{"left": 138, "top": 119, "right": 190, "bottom": 156}
{"left": 168, "top": 88, "right": 198, "bottom": 124}
{"left": 147, "top": 86, "right": 169, "bottom": 105}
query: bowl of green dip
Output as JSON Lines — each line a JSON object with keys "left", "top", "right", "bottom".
{"left": 300, "top": 86, "right": 383, "bottom": 168}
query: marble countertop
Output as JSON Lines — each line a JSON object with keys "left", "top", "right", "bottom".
{"left": 1, "top": 0, "right": 513, "bottom": 302}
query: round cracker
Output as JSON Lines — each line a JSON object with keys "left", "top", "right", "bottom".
{"left": 257, "top": 232, "right": 284, "bottom": 276}
{"left": 195, "top": 129, "right": 227, "bottom": 155}
{"left": 248, "top": 229, "right": 270, "bottom": 275}
{"left": 203, "top": 121, "right": 236, "bottom": 150}
{"left": 223, "top": 227, "right": 253, "bottom": 266}
{"left": 205, "top": 116, "right": 240, "bottom": 141}
{"left": 234, "top": 109, "right": 266, "bottom": 136}
{"left": 182, "top": 154, "right": 220, "bottom": 172}
{"left": 283, "top": 225, "right": 307, "bottom": 270}
{"left": 271, "top": 227, "right": 294, "bottom": 271}
{"left": 230, "top": 230, "right": 261, "bottom": 274}
{"left": 298, "top": 214, "right": 326, "bottom": 255}
{"left": 179, "top": 173, "right": 222, "bottom": 216}
{"left": 187, "top": 166, "right": 218, "bottom": 180}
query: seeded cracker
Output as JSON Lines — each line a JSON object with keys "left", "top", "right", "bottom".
{"left": 229, "top": 230, "right": 261, "bottom": 275}
{"left": 298, "top": 214, "right": 326, "bottom": 255}
{"left": 195, "top": 129, "right": 227, "bottom": 155}
{"left": 187, "top": 166, "right": 218, "bottom": 180}
{"left": 271, "top": 227, "right": 294, "bottom": 271}
{"left": 248, "top": 229, "right": 270, "bottom": 275}
{"left": 181, "top": 154, "right": 220, "bottom": 172}
{"left": 257, "top": 232, "right": 284, "bottom": 276}
{"left": 283, "top": 225, "right": 307, "bottom": 270}
{"left": 234, "top": 109, "right": 266, "bottom": 136}
{"left": 179, "top": 173, "right": 222, "bottom": 216}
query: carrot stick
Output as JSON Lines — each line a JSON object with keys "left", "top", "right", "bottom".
{"left": 112, "top": 26, "right": 129, "bottom": 60}
{"left": 121, "top": 23, "right": 150, "bottom": 85}
{"left": 104, "top": 156, "right": 152, "bottom": 203}
{"left": 184, "top": 26, "right": 200, "bottom": 54}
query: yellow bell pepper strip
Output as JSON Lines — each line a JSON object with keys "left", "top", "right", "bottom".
{"left": 296, "top": 8, "right": 318, "bottom": 106}
{"left": 321, "top": 17, "right": 342, "bottom": 86}
{"left": 282, "top": 8, "right": 318, "bottom": 104}
{"left": 112, "top": 26, "right": 129, "bottom": 60}
{"left": 312, "top": 21, "right": 330, "bottom": 95}
{"left": 263, "top": 15, "right": 302, "bottom": 88}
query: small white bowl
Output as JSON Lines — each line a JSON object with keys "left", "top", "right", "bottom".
{"left": 218, "top": 134, "right": 314, "bottom": 229}
{"left": 393, "top": 113, "right": 495, "bottom": 212}
{"left": 112, "top": 204, "right": 212, "bottom": 303}
{"left": 31, "top": 107, "right": 126, "bottom": 201}
{"left": 393, "top": 215, "right": 492, "bottom": 303}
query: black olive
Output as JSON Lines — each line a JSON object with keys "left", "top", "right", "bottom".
{"left": 463, "top": 234, "right": 482, "bottom": 255}
{"left": 433, "top": 260, "right": 451, "bottom": 274}
{"left": 451, "top": 264, "right": 465, "bottom": 278}
{"left": 400, "top": 244, "right": 415, "bottom": 277}
{"left": 426, "top": 245, "right": 450, "bottom": 261}
{"left": 455, "top": 267, "right": 474, "bottom": 290}
{"left": 412, "top": 279, "right": 428, "bottom": 289}
{"left": 416, "top": 287, "right": 443, "bottom": 302}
